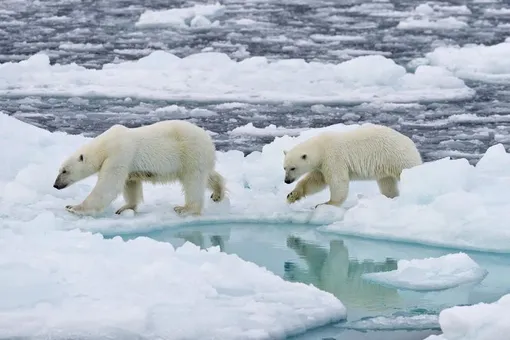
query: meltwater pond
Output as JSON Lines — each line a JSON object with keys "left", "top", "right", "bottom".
{"left": 117, "top": 222, "right": 510, "bottom": 340}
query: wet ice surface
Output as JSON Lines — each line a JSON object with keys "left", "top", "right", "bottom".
{"left": 0, "top": 0, "right": 509, "bottom": 163}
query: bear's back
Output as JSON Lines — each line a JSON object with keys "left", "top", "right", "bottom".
{"left": 322, "top": 124, "right": 422, "bottom": 179}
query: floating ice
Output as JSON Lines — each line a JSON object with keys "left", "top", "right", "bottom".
{"left": 310, "top": 34, "right": 366, "bottom": 43}
{"left": 425, "top": 294, "right": 510, "bottom": 340}
{"left": 234, "top": 18, "right": 258, "bottom": 26}
{"left": 413, "top": 3, "right": 471, "bottom": 15}
{"left": 484, "top": 8, "right": 510, "bottom": 16}
{"left": 135, "top": 3, "right": 224, "bottom": 28}
{"left": 362, "top": 253, "right": 488, "bottom": 291}
{"left": 397, "top": 17, "right": 468, "bottom": 30}
{"left": 0, "top": 113, "right": 348, "bottom": 338}
{"left": 397, "top": 4, "right": 469, "bottom": 30}
{"left": 418, "top": 39, "right": 510, "bottom": 84}
{"left": 343, "top": 314, "right": 439, "bottom": 331}
{"left": 228, "top": 123, "right": 307, "bottom": 137}
{"left": 59, "top": 43, "right": 104, "bottom": 51}
{"left": 150, "top": 105, "right": 218, "bottom": 118}
{"left": 342, "top": 3, "right": 409, "bottom": 17}
{"left": 0, "top": 51, "right": 474, "bottom": 104}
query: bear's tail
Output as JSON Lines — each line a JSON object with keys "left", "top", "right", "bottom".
{"left": 208, "top": 170, "right": 227, "bottom": 202}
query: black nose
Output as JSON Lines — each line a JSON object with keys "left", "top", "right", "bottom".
{"left": 284, "top": 179, "right": 292, "bottom": 184}
{"left": 53, "top": 183, "right": 62, "bottom": 190}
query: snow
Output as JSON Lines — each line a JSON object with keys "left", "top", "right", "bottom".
{"left": 418, "top": 39, "right": 510, "bottom": 84}
{"left": 135, "top": 3, "right": 225, "bottom": 28}
{"left": 362, "top": 253, "right": 488, "bottom": 291}
{"left": 0, "top": 113, "right": 348, "bottom": 338}
{"left": 0, "top": 51, "right": 474, "bottom": 105}
{"left": 425, "top": 294, "right": 510, "bottom": 340}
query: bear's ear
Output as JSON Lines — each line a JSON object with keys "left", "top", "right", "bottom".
{"left": 283, "top": 150, "right": 287, "bottom": 155}
{"left": 79, "top": 154, "right": 84, "bottom": 162}
{"left": 301, "top": 154, "right": 307, "bottom": 160}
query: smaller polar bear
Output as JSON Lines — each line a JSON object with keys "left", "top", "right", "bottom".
{"left": 53, "top": 120, "right": 226, "bottom": 216}
{"left": 283, "top": 124, "right": 422, "bottom": 208}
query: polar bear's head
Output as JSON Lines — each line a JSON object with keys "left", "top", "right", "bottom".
{"left": 53, "top": 151, "right": 98, "bottom": 190}
{"left": 283, "top": 146, "right": 318, "bottom": 184}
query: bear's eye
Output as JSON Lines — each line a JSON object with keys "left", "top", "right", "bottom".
{"left": 62, "top": 169, "right": 67, "bottom": 174}
{"left": 290, "top": 167, "right": 296, "bottom": 171}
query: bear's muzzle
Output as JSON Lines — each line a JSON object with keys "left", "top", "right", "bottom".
{"left": 284, "top": 177, "right": 295, "bottom": 184}
{"left": 53, "top": 176, "right": 67, "bottom": 190}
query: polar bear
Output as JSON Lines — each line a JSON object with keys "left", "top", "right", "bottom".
{"left": 283, "top": 124, "right": 422, "bottom": 208}
{"left": 53, "top": 120, "right": 226, "bottom": 216}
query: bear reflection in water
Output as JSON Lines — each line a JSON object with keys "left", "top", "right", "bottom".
{"left": 173, "top": 229, "right": 401, "bottom": 312}
{"left": 284, "top": 236, "right": 401, "bottom": 311}
{"left": 175, "top": 230, "right": 228, "bottom": 252}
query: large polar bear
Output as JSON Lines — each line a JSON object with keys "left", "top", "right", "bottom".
{"left": 283, "top": 124, "right": 422, "bottom": 208}
{"left": 53, "top": 120, "right": 226, "bottom": 216}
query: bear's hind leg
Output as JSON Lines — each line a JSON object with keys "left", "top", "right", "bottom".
{"left": 115, "top": 180, "right": 143, "bottom": 215}
{"left": 377, "top": 176, "right": 399, "bottom": 198}
{"left": 287, "top": 170, "right": 327, "bottom": 204}
{"left": 174, "top": 173, "right": 207, "bottom": 216}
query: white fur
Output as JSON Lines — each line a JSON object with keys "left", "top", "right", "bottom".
{"left": 283, "top": 124, "right": 422, "bottom": 208}
{"left": 53, "top": 120, "right": 226, "bottom": 216}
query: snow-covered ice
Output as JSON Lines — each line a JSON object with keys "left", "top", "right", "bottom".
{"left": 0, "top": 229, "right": 346, "bottom": 339}
{"left": 425, "top": 294, "right": 510, "bottom": 340}
{"left": 0, "top": 51, "right": 474, "bottom": 105}
{"left": 0, "top": 113, "right": 348, "bottom": 338}
{"left": 4, "top": 112, "right": 510, "bottom": 254}
{"left": 417, "top": 39, "right": 510, "bottom": 84}
{"left": 135, "top": 3, "right": 224, "bottom": 28}
{"left": 362, "top": 253, "right": 488, "bottom": 291}
{"left": 3, "top": 95, "right": 510, "bottom": 335}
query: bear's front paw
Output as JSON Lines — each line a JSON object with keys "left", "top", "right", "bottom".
{"left": 65, "top": 204, "right": 86, "bottom": 215}
{"left": 315, "top": 200, "right": 341, "bottom": 209}
{"left": 174, "top": 205, "right": 201, "bottom": 216}
{"left": 286, "top": 190, "right": 303, "bottom": 204}
{"left": 115, "top": 204, "right": 137, "bottom": 215}
{"left": 210, "top": 192, "right": 223, "bottom": 202}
